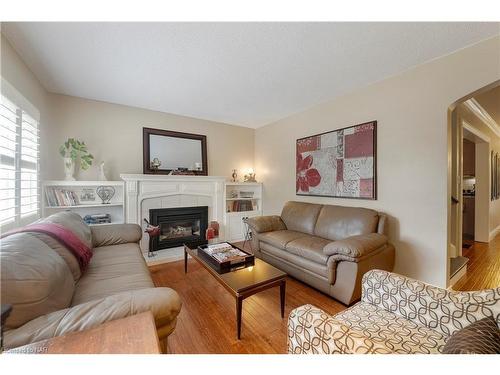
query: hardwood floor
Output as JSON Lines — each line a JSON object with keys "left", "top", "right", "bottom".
{"left": 150, "top": 236, "right": 500, "bottom": 353}
{"left": 149, "top": 243, "right": 347, "bottom": 354}
{"left": 453, "top": 234, "right": 500, "bottom": 291}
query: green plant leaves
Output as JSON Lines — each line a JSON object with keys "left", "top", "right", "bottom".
{"left": 80, "top": 154, "right": 94, "bottom": 170}
{"left": 60, "top": 138, "right": 94, "bottom": 169}
{"left": 59, "top": 145, "right": 67, "bottom": 157}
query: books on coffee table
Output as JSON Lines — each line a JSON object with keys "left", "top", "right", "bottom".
{"left": 204, "top": 242, "right": 234, "bottom": 255}
{"left": 203, "top": 242, "right": 247, "bottom": 264}
{"left": 197, "top": 242, "right": 255, "bottom": 274}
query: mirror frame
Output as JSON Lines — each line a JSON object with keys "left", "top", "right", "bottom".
{"left": 143, "top": 127, "right": 208, "bottom": 175}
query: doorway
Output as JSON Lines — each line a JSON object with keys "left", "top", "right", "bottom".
{"left": 447, "top": 80, "right": 500, "bottom": 287}
{"left": 462, "top": 123, "right": 490, "bottom": 244}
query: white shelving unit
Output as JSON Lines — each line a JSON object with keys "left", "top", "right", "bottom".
{"left": 42, "top": 180, "right": 125, "bottom": 225}
{"left": 223, "top": 182, "right": 262, "bottom": 242}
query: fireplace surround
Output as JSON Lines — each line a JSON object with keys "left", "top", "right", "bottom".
{"left": 149, "top": 206, "right": 208, "bottom": 251}
{"left": 121, "top": 174, "right": 226, "bottom": 263}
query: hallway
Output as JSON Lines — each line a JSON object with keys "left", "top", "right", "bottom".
{"left": 453, "top": 233, "right": 500, "bottom": 291}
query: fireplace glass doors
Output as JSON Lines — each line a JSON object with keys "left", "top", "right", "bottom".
{"left": 149, "top": 206, "right": 208, "bottom": 251}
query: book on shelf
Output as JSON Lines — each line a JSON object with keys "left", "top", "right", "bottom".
{"left": 45, "top": 187, "right": 80, "bottom": 207}
{"left": 83, "top": 214, "right": 111, "bottom": 225}
{"left": 230, "top": 199, "right": 254, "bottom": 212}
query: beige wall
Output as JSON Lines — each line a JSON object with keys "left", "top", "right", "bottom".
{"left": 1, "top": 34, "right": 52, "bottom": 179}
{"left": 45, "top": 94, "right": 255, "bottom": 181}
{"left": 255, "top": 36, "right": 500, "bottom": 288}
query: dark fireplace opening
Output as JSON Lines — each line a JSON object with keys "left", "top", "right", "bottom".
{"left": 149, "top": 206, "right": 208, "bottom": 251}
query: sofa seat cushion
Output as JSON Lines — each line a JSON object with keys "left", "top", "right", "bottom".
{"left": 333, "top": 302, "right": 447, "bottom": 354}
{"left": 260, "top": 242, "right": 329, "bottom": 279}
{"left": 72, "top": 243, "right": 154, "bottom": 306}
{"left": 285, "top": 236, "right": 331, "bottom": 264}
{"left": 258, "top": 230, "right": 308, "bottom": 249}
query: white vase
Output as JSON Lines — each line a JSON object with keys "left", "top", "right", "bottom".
{"left": 98, "top": 161, "right": 108, "bottom": 181}
{"left": 63, "top": 157, "right": 76, "bottom": 181}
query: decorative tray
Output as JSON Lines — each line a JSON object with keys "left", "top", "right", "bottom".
{"left": 197, "top": 243, "right": 255, "bottom": 274}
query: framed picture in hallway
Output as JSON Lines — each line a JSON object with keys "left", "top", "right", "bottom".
{"left": 296, "top": 121, "right": 377, "bottom": 199}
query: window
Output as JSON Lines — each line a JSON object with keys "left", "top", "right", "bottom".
{"left": 1, "top": 92, "right": 40, "bottom": 229}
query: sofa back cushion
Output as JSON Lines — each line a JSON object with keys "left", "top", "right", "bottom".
{"left": 1, "top": 233, "right": 75, "bottom": 329}
{"left": 38, "top": 211, "right": 92, "bottom": 249}
{"left": 28, "top": 232, "right": 82, "bottom": 282}
{"left": 314, "top": 205, "right": 379, "bottom": 241}
{"left": 281, "top": 201, "right": 322, "bottom": 235}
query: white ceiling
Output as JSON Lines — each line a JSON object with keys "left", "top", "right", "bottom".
{"left": 2, "top": 22, "right": 499, "bottom": 128}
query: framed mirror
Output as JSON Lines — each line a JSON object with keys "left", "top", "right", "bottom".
{"left": 143, "top": 127, "right": 208, "bottom": 175}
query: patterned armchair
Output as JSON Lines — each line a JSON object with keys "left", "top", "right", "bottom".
{"left": 288, "top": 270, "right": 500, "bottom": 354}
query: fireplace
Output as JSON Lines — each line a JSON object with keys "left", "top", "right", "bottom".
{"left": 149, "top": 206, "right": 208, "bottom": 251}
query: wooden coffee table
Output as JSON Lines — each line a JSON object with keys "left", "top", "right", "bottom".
{"left": 184, "top": 244, "right": 287, "bottom": 339}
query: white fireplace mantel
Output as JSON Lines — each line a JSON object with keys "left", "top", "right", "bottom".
{"left": 120, "top": 174, "right": 228, "bottom": 263}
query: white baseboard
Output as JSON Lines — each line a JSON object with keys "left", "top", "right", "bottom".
{"left": 143, "top": 246, "right": 186, "bottom": 266}
{"left": 490, "top": 224, "right": 500, "bottom": 242}
{"left": 449, "top": 265, "right": 467, "bottom": 289}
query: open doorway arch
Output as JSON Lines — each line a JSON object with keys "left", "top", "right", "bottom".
{"left": 447, "top": 79, "right": 500, "bottom": 287}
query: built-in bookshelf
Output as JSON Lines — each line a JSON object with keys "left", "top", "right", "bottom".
{"left": 42, "top": 181, "right": 125, "bottom": 225}
{"left": 224, "top": 182, "right": 262, "bottom": 214}
{"left": 223, "top": 182, "right": 262, "bottom": 242}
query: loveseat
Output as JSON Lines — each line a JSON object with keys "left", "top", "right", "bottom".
{"left": 246, "top": 201, "right": 395, "bottom": 305}
{"left": 1, "top": 211, "right": 181, "bottom": 350}
{"left": 288, "top": 269, "right": 500, "bottom": 354}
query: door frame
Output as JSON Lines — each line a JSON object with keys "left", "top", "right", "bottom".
{"left": 446, "top": 79, "right": 499, "bottom": 287}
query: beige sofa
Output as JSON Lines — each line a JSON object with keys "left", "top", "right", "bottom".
{"left": 1, "top": 211, "right": 181, "bottom": 350}
{"left": 288, "top": 269, "right": 500, "bottom": 354}
{"left": 246, "top": 201, "right": 395, "bottom": 305}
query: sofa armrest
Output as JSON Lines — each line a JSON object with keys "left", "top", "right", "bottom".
{"left": 361, "top": 270, "right": 500, "bottom": 338}
{"left": 4, "top": 287, "right": 181, "bottom": 349}
{"left": 323, "top": 233, "right": 388, "bottom": 258}
{"left": 246, "top": 215, "right": 286, "bottom": 233}
{"left": 287, "top": 304, "right": 391, "bottom": 354}
{"left": 91, "top": 223, "right": 142, "bottom": 247}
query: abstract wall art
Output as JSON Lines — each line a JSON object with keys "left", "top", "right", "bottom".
{"left": 296, "top": 121, "right": 377, "bottom": 199}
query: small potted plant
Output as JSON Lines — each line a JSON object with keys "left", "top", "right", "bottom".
{"left": 59, "top": 138, "right": 94, "bottom": 180}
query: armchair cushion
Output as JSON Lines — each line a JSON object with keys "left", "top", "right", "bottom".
{"left": 288, "top": 302, "right": 447, "bottom": 354}
{"left": 361, "top": 270, "right": 500, "bottom": 337}
{"left": 91, "top": 223, "right": 142, "bottom": 248}
{"left": 246, "top": 215, "right": 286, "bottom": 233}
{"left": 333, "top": 301, "right": 446, "bottom": 353}
{"left": 288, "top": 304, "right": 392, "bottom": 354}
{"left": 4, "top": 287, "right": 181, "bottom": 349}
{"left": 323, "top": 233, "right": 388, "bottom": 259}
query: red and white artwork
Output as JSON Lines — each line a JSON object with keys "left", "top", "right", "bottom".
{"left": 296, "top": 121, "right": 376, "bottom": 199}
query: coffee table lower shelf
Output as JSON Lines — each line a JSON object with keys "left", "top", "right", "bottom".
{"left": 184, "top": 244, "right": 286, "bottom": 339}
